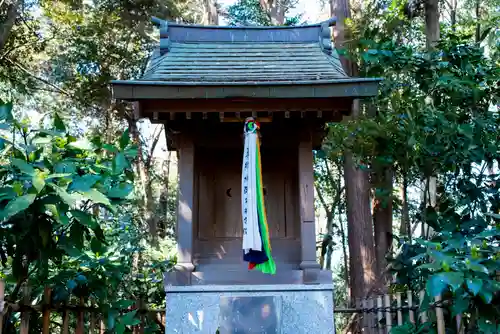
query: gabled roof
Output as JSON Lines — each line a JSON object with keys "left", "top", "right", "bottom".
{"left": 142, "top": 42, "right": 348, "bottom": 83}
{"left": 111, "top": 18, "right": 381, "bottom": 100}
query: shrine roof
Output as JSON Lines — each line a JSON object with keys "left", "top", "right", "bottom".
{"left": 111, "top": 18, "right": 381, "bottom": 100}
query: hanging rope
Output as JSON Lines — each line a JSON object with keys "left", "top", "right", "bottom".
{"left": 241, "top": 117, "right": 276, "bottom": 275}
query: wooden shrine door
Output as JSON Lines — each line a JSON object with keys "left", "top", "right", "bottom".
{"left": 194, "top": 146, "right": 300, "bottom": 268}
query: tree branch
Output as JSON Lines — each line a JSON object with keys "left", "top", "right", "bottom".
{"left": 144, "top": 125, "right": 163, "bottom": 169}
{"left": 6, "top": 58, "right": 73, "bottom": 97}
{"left": 315, "top": 183, "right": 332, "bottom": 218}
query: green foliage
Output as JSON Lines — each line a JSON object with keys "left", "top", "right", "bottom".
{"left": 224, "top": 0, "right": 302, "bottom": 26}
{"left": 0, "top": 106, "right": 134, "bottom": 281}
{"left": 225, "top": 0, "right": 272, "bottom": 25}
{"left": 332, "top": 263, "right": 350, "bottom": 332}
{"left": 0, "top": 103, "right": 173, "bottom": 332}
{"left": 323, "top": 0, "right": 499, "bottom": 331}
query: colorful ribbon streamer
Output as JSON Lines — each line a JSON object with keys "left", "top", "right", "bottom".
{"left": 241, "top": 118, "right": 276, "bottom": 275}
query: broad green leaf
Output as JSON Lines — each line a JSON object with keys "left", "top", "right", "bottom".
{"left": 75, "top": 274, "right": 87, "bottom": 283}
{"left": 112, "top": 299, "right": 135, "bottom": 310}
{"left": 67, "top": 279, "right": 77, "bottom": 291}
{"left": 119, "top": 310, "right": 140, "bottom": 326}
{"left": 115, "top": 322, "right": 125, "bottom": 334}
{"left": 70, "top": 210, "right": 97, "bottom": 228}
{"left": 0, "top": 194, "right": 36, "bottom": 220}
{"left": 38, "top": 224, "right": 54, "bottom": 249}
{"left": 94, "top": 225, "right": 106, "bottom": 242}
{"left": 31, "top": 136, "right": 52, "bottom": 145}
{"left": 54, "top": 161, "right": 76, "bottom": 174}
{"left": 113, "top": 153, "right": 127, "bottom": 174}
{"left": 45, "top": 204, "right": 70, "bottom": 225}
{"left": 69, "top": 174, "right": 101, "bottom": 192}
{"left": 49, "top": 184, "right": 78, "bottom": 207}
{"left": 119, "top": 129, "right": 130, "bottom": 149}
{"left": 466, "top": 261, "right": 489, "bottom": 274}
{"left": 80, "top": 189, "right": 111, "bottom": 207}
{"left": 54, "top": 113, "right": 66, "bottom": 132}
{"left": 92, "top": 164, "right": 113, "bottom": 173}
{"left": 445, "top": 272, "right": 465, "bottom": 291}
{"left": 476, "top": 227, "right": 498, "bottom": 238}
{"left": 11, "top": 158, "right": 34, "bottom": 175}
{"left": 390, "top": 323, "right": 417, "bottom": 334}
{"left": 70, "top": 223, "right": 84, "bottom": 250}
{"left": 90, "top": 237, "right": 106, "bottom": 255}
{"left": 426, "top": 272, "right": 464, "bottom": 297}
{"left": 0, "top": 101, "right": 13, "bottom": 121}
{"left": 46, "top": 173, "right": 72, "bottom": 180}
{"left": 452, "top": 296, "right": 469, "bottom": 315}
{"left": 0, "top": 187, "right": 17, "bottom": 200}
{"left": 38, "top": 129, "right": 63, "bottom": 137}
{"left": 107, "top": 183, "right": 133, "bottom": 199}
{"left": 458, "top": 124, "right": 473, "bottom": 139}
{"left": 107, "top": 313, "right": 116, "bottom": 330}
{"left": 32, "top": 171, "right": 46, "bottom": 192}
{"left": 61, "top": 245, "right": 82, "bottom": 258}
{"left": 13, "top": 182, "right": 23, "bottom": 195}
{"left": 466, "top": 278, "right": 482, "bottom": 295}
{"left": 103, "top": 144, "right": 118, "bottom": 153}
{"left": 68, "top": 139, "right": 93, "bottom": 151}
{"left": 124, "top": 145, "right": 138, "bottom": 158}
{"left": 426, "top": 273, "right": 448, "bottom": 297}
{"left": 479, "top": 289, "right": 493, "bottom": 303}
{"left": 477, "top": 318, "right": 498, "bottom": 333}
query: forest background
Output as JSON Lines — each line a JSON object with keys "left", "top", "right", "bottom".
{"left": 0, "top": 0, "right": 498, "bottom": 331}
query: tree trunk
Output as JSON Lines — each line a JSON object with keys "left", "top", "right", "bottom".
{"left": 425, "top": 0, "right": 440, "bottom": 49}
{"left": 259, "top": 0, "right": 286, "bottom": 25}
{"left": 127, "top": 107, "right": 161, "bottom": 243}
{"left": 423, "top": 0, "right": 440, "bottom": 238}
{"left": 450, "top": 0, "right": 457, "bottom": 27}
{"left": 475, "top": 0, "right": 481, "bottom": 42}
{"left": 338, "top": 164, "right": 350, "bottom": 302}
{"left": 399, "top": 173, "right": 411, "bottom": 239}
{"left": 331, "top": 0, "right": 377, "bottom": 303}
{"left": 344, "top": 101, "right": 377, "bottom": 303}
{"left": 366, "top": 100, "right": 393, "bottom": 285}
{"left": 372, "top": 167, "right": 393, "bottom": 284}
{"left": 316, "top": 184, "right": 333, "bottom": 269}
{"left": 344, "top": 148, "right": 376, "bottom": 302}
{"left": 0, "top": 0, "right": 19, "bottom": 52}
{"left": 203, "top": 0, "right": 219, "bottom": 25}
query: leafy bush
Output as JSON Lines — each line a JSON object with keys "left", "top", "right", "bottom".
{"left": 0, "top": 103, "right": 170, "bottom": 333}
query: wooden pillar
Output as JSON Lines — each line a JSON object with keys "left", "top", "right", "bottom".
{"left": 298, "top": 132, "right": 321, "bottom": 270}
{"left": 175, "top": 134, "right": 195, "bottom": 273}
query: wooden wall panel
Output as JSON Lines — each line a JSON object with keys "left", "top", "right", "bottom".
{"left": 284, "top": 177, "right": 298, "bottom": 238}
{"left": 197, "top": 162, "right": 215, "bottom": 240}
{"left": 262, "top": 170, "right": 286, "bottom": 238}
{"left": 214, "top": 162, "right": 242, "bottom": 238}
{"left": 194, "top": 142, "right": 300, "bottom": 266}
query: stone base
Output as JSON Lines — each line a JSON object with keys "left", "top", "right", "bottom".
{"left": 164, "top": 284, "right": 335, "bottom": 334}
{"left": 164, "top": 268, "right": 333, "bottom": 286}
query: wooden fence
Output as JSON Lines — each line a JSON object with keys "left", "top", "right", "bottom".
{"left": 0, "top": 281, "right": 165, "bottom": 334}
{"left": 336, "top": 290, "right": 462, "bottom": 334}
{"left": 0, "top": 280, "right": 460, "bottom": 334}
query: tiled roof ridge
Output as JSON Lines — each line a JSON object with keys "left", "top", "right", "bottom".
{"left": 150, "top": 17, "right": 338, "bottom": 57}
{"left": 132, "top": 17, "right": 359, "bottom": 85}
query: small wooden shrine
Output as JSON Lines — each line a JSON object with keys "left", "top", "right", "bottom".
{"left": 112, "top": 17, "right": 380, "bottom": 333}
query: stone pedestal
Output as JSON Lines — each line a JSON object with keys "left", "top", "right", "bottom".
{"left": 164, "top": 283, "right": 335, "bottom": 334}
